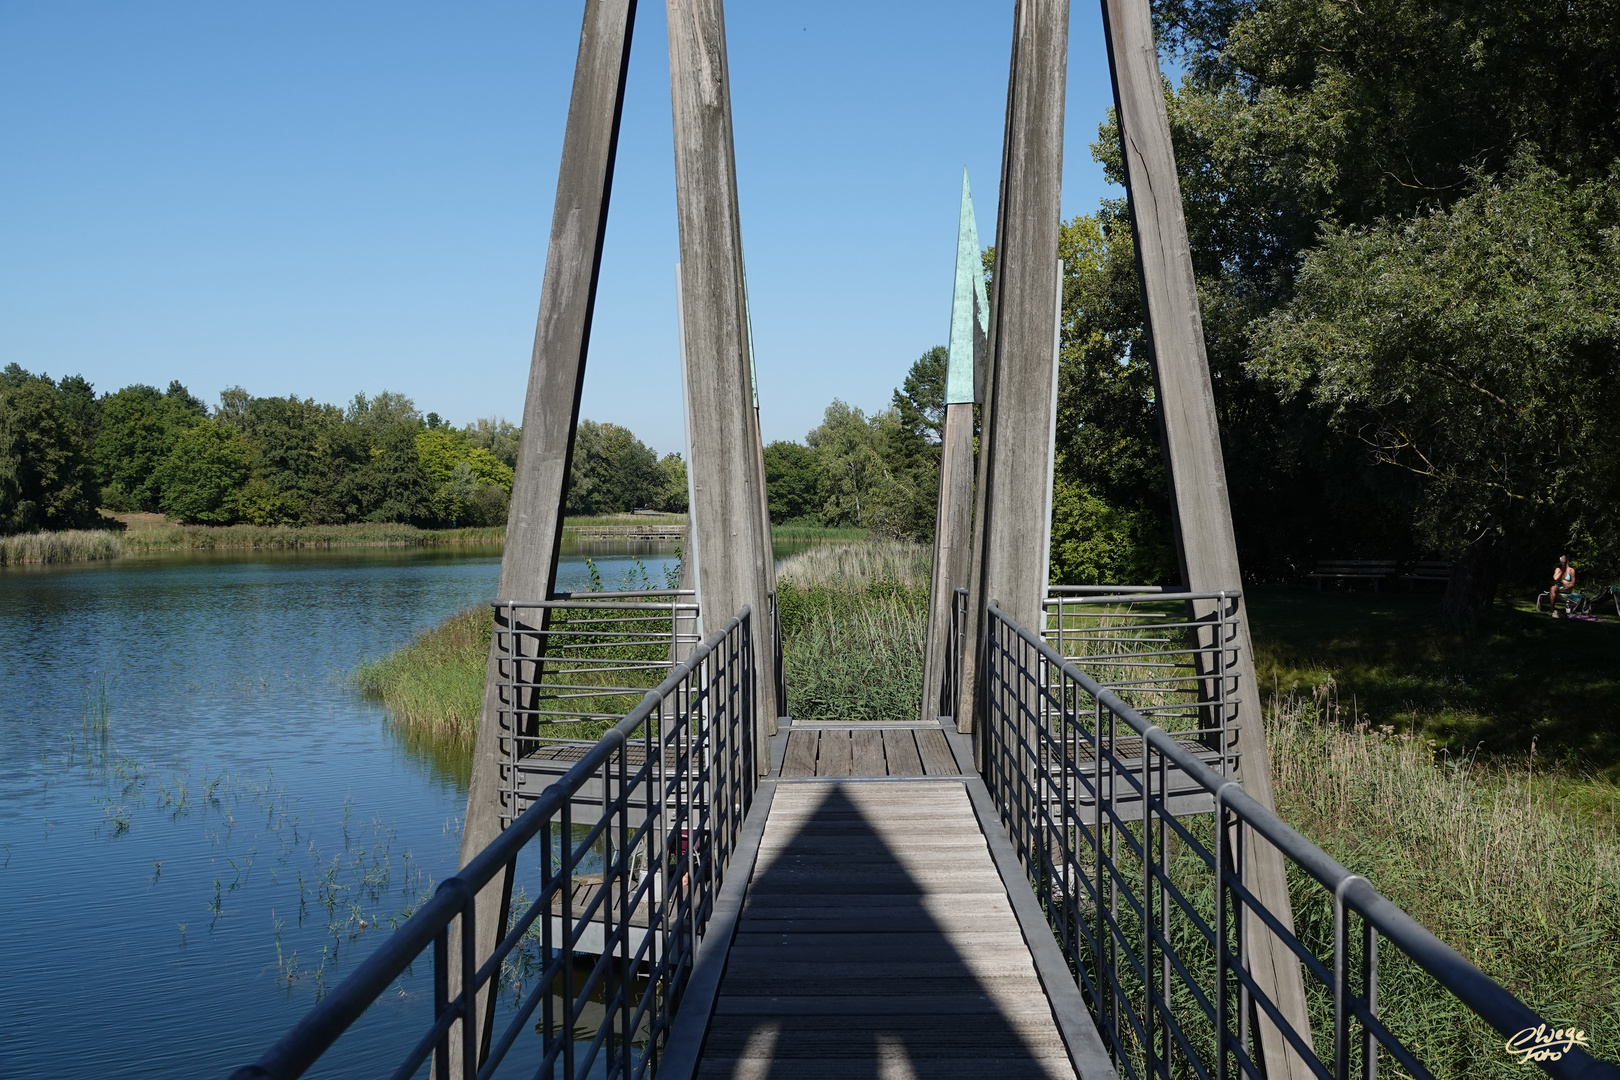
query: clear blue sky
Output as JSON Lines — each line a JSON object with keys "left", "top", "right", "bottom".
{"left": 0, "top": 1, "right": 1127, "bottom": 457}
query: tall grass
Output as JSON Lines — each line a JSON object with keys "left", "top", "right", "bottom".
{"left": 777, "top": 540, "right": 930, "bottom": 721}
{"left": 354, "top": 606, "right": 490, "bottom": 746}
{"left": 355, "top": 599, "right": 684, "bottom": 756}
{"left": 776, "top": 539, "right": 929, "bottom": 590}
{"left": 0, "top": 522, "right": 505, "bottom": 565}
{"left": 124, "top": 523, "right": 504, "bottom": 550}
{"left": 1267, "top": 691, "right": 1620, "bottom": 1074}
{"left": 0, "top": 529, "right": 122, "bottom": 565}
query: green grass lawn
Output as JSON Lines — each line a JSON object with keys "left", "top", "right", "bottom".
{"left": 1248, "top": 585, "right": 1620, "bottom": 777}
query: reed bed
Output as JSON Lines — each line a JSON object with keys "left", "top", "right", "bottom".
{"left": 0, "top": 523, "right": 506, "bottom": 565}
{"left": 776, "top": 538, "right": 929, "bottom": 590}
{"left": 354, "top": 606, "right": 491, "bottom": 746}
{"left": 1267, "top": 691, "right": 1620, "bottom": 1073}
{"left": 777, "top": 540, "right": 930, "bottom": 721}
{"left": 355, "top": 601, "right": 682, "bottom": 753}
{"left": 0, "top": 529, "right": 123, "bottom": 565}
{"left": 782, "top": 594, "right": 928, "bottom": 722}
{"left": 124, "top": 523, "right": 504, "bottom": 550}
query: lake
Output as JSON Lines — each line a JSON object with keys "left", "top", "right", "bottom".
{"left": 0, "top": 544, "right": 679, "bottom": 1078}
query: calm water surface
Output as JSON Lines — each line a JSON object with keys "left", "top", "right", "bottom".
{"left": 0, "top": 545, "right": 677, "bottom": 1079}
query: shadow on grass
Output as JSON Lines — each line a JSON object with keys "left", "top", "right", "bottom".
{"left": 1247, "top": 586, "right": 1620, "bottom": 775}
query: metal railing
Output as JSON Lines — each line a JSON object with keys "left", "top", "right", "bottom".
{"left": 980, "top": 600, "right": 1617, "bottom": 1080}
{"left": 1044, "top": 586, "right": 1239, "bottom": 781}
{"left": 230, "top": 607, "right": 756, "bottom": 1080}
{"left": 495, "top": 590, "right": 700, "bottom": 825}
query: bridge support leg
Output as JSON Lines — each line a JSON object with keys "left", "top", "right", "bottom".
{"left": 668, "top": 0, "right": 778, "bottom": 755}
{"left": 963, "top": 0, "right": 1070, "bottom": 741}
{"left": 450, "top": 0, "right": 641, "bottom": 1074}
{"left": 924, "top": 400, "right": 975, "bottom": 722}
{"left": 923, "top": 171, "right": 989, "bottom": 725}
{"left": 1098, "top": 0, "right": 1314, "bottom": 1072}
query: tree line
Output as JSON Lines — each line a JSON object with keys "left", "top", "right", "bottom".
{"left": 0, "top": 363, "right": 686, "bottom": 534}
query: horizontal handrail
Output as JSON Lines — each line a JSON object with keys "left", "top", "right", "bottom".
{"left": 1049, "top": 585, "right": 1181, "bottom": 595}
{"left": 1045, "top": 588, "right": 1235, "bottom": 604}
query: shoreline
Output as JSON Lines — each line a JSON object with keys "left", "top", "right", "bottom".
{"left": 0, "top": 520, "right": 867, "bottom": 567}
{"left": 0, "top": 524, "right": 506, "bottom": 566}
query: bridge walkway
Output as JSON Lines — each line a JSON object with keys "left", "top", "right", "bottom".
{"left": 663, "top": 722, "right": 1115, "bottom": 1080}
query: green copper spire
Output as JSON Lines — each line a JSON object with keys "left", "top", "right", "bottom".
{"left": 945, "top": 168, "right": 990, "bottom": 405}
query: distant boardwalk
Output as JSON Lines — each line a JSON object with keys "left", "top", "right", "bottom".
{"left": 563, "top": 524, "right": 686, "bottom": 540}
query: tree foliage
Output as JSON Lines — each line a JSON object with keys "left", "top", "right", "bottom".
{"left": 152, "top": 420, "right": 250, "bottom": 524}
{"left": 566, "top": 420, "right": 671, "bottom": 515}
{"left": 757, "top": 349, "right": 946, "bottom": 539}
{"left": 1055, "top": 0, "right": 1620, "bottom": 613}
{"left": 1252, "top": 161, "right": 1620, "bottom": 610}
{"left": 0, "top": 365, "right": 99, "bottom": 532}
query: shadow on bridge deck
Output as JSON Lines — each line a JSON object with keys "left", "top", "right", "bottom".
{"left": 685, "top": 777, "right": 1097, "bottom": 1080}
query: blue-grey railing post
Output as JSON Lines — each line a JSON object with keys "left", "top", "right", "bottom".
{"left": 1363, "top": 918, "right": 1378, "bottom": 1080}
{"left": 434, "top": 925, "right": 450, "bottom": 1079}
{"left": 458, "top": 882, "right": 476, "bottom": 1080}
{"left": 560, "top": 786, "right": 576, "bottom": 1080}
{"left": 1335, "top": 875, "right": 1355, "bottom": 1079}
{"left": 1214, "top": 786, "right": 1228, "bottom": 1080}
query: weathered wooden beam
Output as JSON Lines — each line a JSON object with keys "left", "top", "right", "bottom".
{"left": 924, "top": 171, "right": 990, "bottom": 723}
{"left": 451, "top": 0, "right": 639, "bottom": 1071}
{"left": 962, "top": 0, "right": 1070, "bottom": 737}
{"left": 668, "top": 0, "right": 777, "bottom": 750}
{"left": 1097, "top": 0, "right": 1313, "bottom": 1071}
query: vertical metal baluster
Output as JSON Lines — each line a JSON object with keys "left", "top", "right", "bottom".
{"left": 1334, "top": 883, "right": 1348, "bottom": 1080}
{"left": 601, "top": 746, "right": 616, "bottom": 1078}
{"left": 1159, "top": 749, "right": 1171, "bottom": 1073}
{"left": 460, "top": 890, "right": 477, "bottom": 1080}
{"left": 1094, "top": 696, "right": 1109, "bottom": 1059}
{"left": 1144, "top": 728, "right": 1155, "bottom": 1077}
{"left": 619, "top": 744, "right": 632, "bottom": 1079}
{"left": 1214, "top": 796, "right": 1228, "bottom": 1080}
{"left": 562, "top": 796, "right": 575, "bottom": 1080}
{"left": 434, "top": 925, "right": 450, "bottom": 1080}
{"left": 1061, "top": 664, "right": 1073, "bottom": 968}
{"left": 541, "top": 814, "right": 555, "bottom": 1067}
{"left": 1363, "top": 920, "right": 1378, "bottom": 1080}
{"left": 1237, "top": 816, "right": 1249, "bottom": 1066}
{"left": 654, "top": 694, "right": 669, "bottom": 1050}
{"left": 1108, "top": 704, "right": 1120, "bottom": 1059}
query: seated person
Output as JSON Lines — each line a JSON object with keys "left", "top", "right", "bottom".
{"left": 1550, "top": 555, "right": 1576, "bottom": 614}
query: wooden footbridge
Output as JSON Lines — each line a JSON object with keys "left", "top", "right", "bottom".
{"left": 228, "top": 0, "right": 1617, "bottom": 1078}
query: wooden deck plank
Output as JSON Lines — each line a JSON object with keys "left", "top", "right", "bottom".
{"left": 881, "top": 729, "right": 925, "bottom": 776}
{"left": 781, "top": 729, "right": 818, "bottom": 777}
{"left": 851, "top": 728, "right": 886, "bottom": 776}
{"left": 692, "top": 781, "right": 1079, "bottom": 1080}
{"left": 813, "top": 731, "right": 852, "bottom": 777}
{"left": 916, "top": 727, "right": 959, "bottom": 775}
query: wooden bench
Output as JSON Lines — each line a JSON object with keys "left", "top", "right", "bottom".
{"left": 1402, "top": 560, "right": 1453, "bottom": 590}
{"left": 1308, "top": 559, "right": 1397, "bottom": 591}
